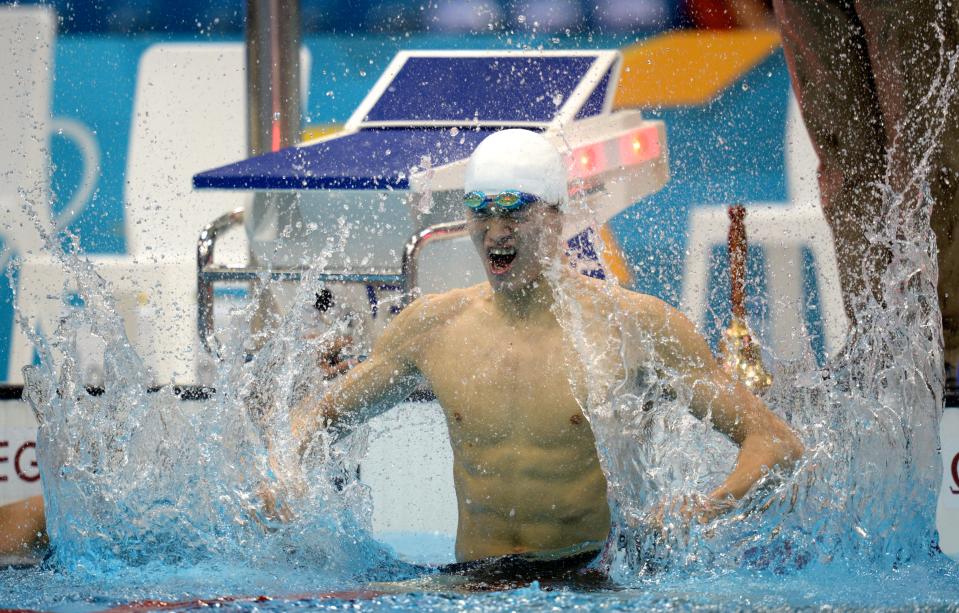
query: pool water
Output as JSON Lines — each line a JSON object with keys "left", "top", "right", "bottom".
{"left": 3, "top": 553, "right": 958, "bottom": 611}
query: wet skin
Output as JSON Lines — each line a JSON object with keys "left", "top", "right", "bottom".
{"left": 291, "top": 203, "right": 804, "bottom": 562}
{"left": 0, "top": 495, "right": 46, "bottom": 556}
{"left": 419, "top": 283, "right": 610, "bottom": 560}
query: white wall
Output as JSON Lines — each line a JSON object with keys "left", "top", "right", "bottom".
{"left": 0, "top": 401, "right": 41, "bottom": 504}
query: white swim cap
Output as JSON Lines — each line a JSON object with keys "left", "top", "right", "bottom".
{"left": 464, "top": 129, "right": 568, "bottom": 208}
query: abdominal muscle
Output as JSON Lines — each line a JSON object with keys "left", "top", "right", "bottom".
{"left": 449, "top": 429, "right": 612, "bottom": 562}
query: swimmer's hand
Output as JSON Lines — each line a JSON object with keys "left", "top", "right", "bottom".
{"left": 254, "top": 481, "right": 295, "bottom": 526}
{"left": 643, "top": 493, "right": 736, "bottom": 539}
{"left": 250, "top": 453, "right": 308, "bottom": 529}
{"left": 307, "top": 335, "right": 360, "bottom": 380}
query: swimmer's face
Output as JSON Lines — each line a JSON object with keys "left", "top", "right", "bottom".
{"left": 466, "top": 198, "right": 563, "bottom": 292}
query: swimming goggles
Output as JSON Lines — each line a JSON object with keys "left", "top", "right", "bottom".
{"left": 463, "top": 190, "right": 540, "bottom": 213}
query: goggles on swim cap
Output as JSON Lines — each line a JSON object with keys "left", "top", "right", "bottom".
{"left": 463, "top": 190, "right": 540, "bottom": 214}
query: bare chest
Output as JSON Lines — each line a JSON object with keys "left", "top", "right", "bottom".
{"left": 419, "top": 318, "right": 593, "bottom": 449}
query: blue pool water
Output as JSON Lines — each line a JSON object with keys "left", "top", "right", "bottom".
{"left": 3, "top": 554, "right": 958, "bottom": 611}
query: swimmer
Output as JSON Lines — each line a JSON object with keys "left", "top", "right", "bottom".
{"left": 0, "top": 130, "right": 804, "bottom": 573}
{"left": 281, "top": 129, "right": 804, "bottom": 575}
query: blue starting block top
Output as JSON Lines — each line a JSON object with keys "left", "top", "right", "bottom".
{"left": 194, "top": 51, "right": 620, "bottom": 191}
{"left": 363, "top": 55, "right": 597, "bottom": 124}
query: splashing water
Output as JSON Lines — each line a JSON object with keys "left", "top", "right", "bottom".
{"left": 12, "top": 222, "right": 407, "bottom": 590}
{"left": 544, "top": 9, "right": 959, "bottom": 584}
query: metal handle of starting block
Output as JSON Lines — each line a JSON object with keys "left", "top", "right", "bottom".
{"left": 399, "top": 219, "right": 470, "bottom": 304}
{"left": 196, "top": 208, "right": 468, "bottom": 357}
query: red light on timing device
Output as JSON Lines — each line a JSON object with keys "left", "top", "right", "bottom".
{"left": 618, "top": 127, "right": 660, "bottom": 165}
{"left": 570, "top": 143, "right": 606, "bottom": 179}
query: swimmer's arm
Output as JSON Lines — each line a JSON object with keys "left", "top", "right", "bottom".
{"left": 291, "top": 296, "right": 431, "bottom": 451}
{"left": 256, "top": 341, "right": 420, "bottom": 515}
{"left": 649, "top": 300, "right": 804, "bottom": 509}
{"left": 0, "top": 495, "right": 47, "bottom": 556}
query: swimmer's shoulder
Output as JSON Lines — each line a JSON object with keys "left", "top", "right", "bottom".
{"left": 423, "top": 282, "right": 489, "bottom": 304}
{"left": 393, "top": 283, "right": 488, "bottom": 334}
{"left": 597, "top": 279, "right": 692, "bottom": 331}
{"left": 572, "top": 274, "right": 673, "bottom": 320}
{"left": 609, "top": 285, "right": 712, "bottom": 366}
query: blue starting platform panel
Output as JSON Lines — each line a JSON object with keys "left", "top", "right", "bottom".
{"left": 362, "top": 55, "right": 604, "bottom": 124}
{"left": 350, "top": 50, "right": 619, "bottom": 129}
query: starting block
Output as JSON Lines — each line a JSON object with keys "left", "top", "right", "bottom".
{"left": 193, "top": 49, "right": 671, "bottom": 359}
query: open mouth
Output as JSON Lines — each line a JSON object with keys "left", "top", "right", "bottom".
{"left": 487, "top": 247, "right": 517, "bottom": 275}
